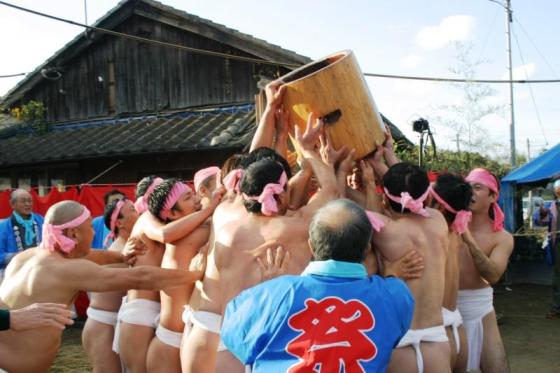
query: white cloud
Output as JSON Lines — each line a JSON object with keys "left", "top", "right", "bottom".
{"left": 416, "top": 15, "right": 475, "bottom": 49}
{"left": 400, "top": 55, "right": 424, "bottom": 69}
{"left": 501, "top": 63, "right": 536, "bottom": 80}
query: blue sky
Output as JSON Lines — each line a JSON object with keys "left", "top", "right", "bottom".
{"left": 0, "top": 0, "right": 558, "bottom": 158}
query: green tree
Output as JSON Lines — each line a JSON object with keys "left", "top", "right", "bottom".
{"left": 396, "top": 146, "right": 512, "bottom": 177}
{"left": 429, "top": 42, "right": 505, "bottom": 156}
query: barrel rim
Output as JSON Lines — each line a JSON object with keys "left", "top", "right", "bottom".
{"left": 279, "top": 50, "right": 352, "bottom": 85}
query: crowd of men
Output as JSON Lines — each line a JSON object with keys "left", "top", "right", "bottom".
{"left": 1, "top": 80, "right": 558, "bottom": 373}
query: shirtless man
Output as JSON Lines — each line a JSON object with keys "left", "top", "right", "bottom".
{"left": 82, "top": 198, "right": 139, "bottom": 373}
{"left": 118, "top": 178, "right": 221, "bottom": 373}
{"left": 182, "top": 115, "right": 345, "bottom": 373}
{"left": 146, "top": 179, "right": 212, "bottom": 373}
{"left": 458, "top": 168, "right": 513, "bottom": 373}
{"left": 429, "top": 174, "right": 473, "bottom": 372}
{"left": 0, "top": 201, "right": 202, "bottom": 373}
{"left": 367, "top": 163, "right": 450, "bottom": 373}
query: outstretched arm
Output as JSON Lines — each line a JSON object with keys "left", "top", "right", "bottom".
{"left": 65, "top": 259, "right": 203, "bottom": 293}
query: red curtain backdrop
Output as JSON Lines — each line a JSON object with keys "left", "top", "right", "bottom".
{"left": 0, "top": 185, "right": 136, "bottom": 219}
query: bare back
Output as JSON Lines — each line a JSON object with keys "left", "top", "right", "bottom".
{"left": 373, "top": 208, "right": 449, "bottom": 329}
{"left": 128, "top": 212, "right": 164, "bottom": 302}
{"left": 215, "top": 213, "right": 312, "bottom": 308}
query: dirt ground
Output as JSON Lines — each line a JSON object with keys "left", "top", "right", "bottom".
{"left": 50, "top": 284, "right": 559, "bottom": 372}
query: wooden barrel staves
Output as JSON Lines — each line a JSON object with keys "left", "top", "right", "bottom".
{"left": 280, "top": 50, "right": 386, "bottom": 159}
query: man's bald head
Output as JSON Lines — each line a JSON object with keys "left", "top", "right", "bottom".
{"left": 309, "top": 199, "right": 373, "bottom": 263}
{"left": 45, "top": 201, "right": 87, "bottom": 226}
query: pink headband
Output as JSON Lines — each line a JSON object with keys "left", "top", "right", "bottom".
{"left": 383, "top": 187, "right": 431, "bottom": 217}
{"left": 159, "top": 182, "right": 191, "bottom": 221}
{"left": 104, "top": 200, "right": 125, "bottom": 247}
{"left": 223, "top": 169, "right": 243, "bottom": 193}
{"left": 365, "top": 210, "right": 385, "bottom": 232}
{"left": 465, "top": 168, "right": 504, "bottom": 231}
{"left": 243, "top": 171, "right": 287, "bottom": 216}
{"left": 430, "top": 187, "right": 472, "bottom": 234}
{"left": 134, "top": 177, "right": 163, "bottom": 214}
{"left": 42, "top": 207, "right": 91, "bottom": 254}
{"left": 194, "top": 167, "right": 221, "bottom": 192}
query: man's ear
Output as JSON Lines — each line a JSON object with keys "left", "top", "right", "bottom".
{"left": 307, "top": 238, "right": 314, "bottom": 258}
{"left": 65, "top": 227, "right": 79, "bottom": 243}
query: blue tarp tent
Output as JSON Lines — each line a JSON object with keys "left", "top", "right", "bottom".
{"left": 500, "top": 143, "right": 560, "bottom": 232}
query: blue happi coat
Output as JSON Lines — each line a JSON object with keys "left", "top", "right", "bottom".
{"left": 222, "top": 260, "right": 414, "bottom": 373}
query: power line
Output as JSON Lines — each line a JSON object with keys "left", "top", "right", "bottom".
{"left": 512, "top": 29, "right": 549, "bottom": 145}
{"left": 0, "top": 73, "right": 26, "bottom": 78}
{"left": 363, "top": 72, "right": 560, "bottom": 84}
{"left": 477, "top": 5, "right": 501, "bottom": 63}
{"left": 2, "top": 1, "right": 560, "bottom": 85}
{"left": 513, "top": 15, "right": 559, "bottom": 79}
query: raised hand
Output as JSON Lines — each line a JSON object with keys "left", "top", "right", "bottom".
{"left": 319, "top": 132, "right": 347, "bottom": 167}
{"left": 209, "top": 187, "right": 226, "bottom": 211}
{"left": 294, "top": 113, "right": 324, "bottom": 153}
{"left": 360, "top": 160, "right": 375, "bottom": 188}
{"left": 337, "top": 148, "right": 356, "bottom": 176}
{"left": 383, "top": 127, "right": 394, "bottom": 151}
{"left": 265, "top": 79, "right": 286, "bottom": 108}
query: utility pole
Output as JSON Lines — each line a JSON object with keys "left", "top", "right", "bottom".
{"left": 505, "top": 0, "right": 516, "bottom": 167}
{"left": 456, "top": 133, "right": 461, "bottom": 152}
{"left": 526, "top": 138, "right": 531, "bottom": 161}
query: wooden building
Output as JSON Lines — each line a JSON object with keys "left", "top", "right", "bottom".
{"left": 0, "top": 0, "right": 409, "bottom": 190}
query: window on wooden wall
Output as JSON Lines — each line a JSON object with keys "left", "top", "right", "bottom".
{"left": 0, "top": 177, "right": 10, "bottom": 191}
{"left": 37, "top": 178, "right": 48, "bottom": 196}
{"left": 51, "top": 179, "right": 65, "bottom": 192}
{"left": 18, "top": 178, "right": 31, "bottom": 190}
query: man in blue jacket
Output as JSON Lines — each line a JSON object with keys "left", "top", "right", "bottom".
{"left": 221, "top": 199, "right": 414, "bottom": 373}
{"left": 0, "top": 189, "right": 44, "bottom": 279}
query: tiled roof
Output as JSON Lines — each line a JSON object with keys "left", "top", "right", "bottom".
{"left": 0, "top": 104, "right": 256, "bottom": 167}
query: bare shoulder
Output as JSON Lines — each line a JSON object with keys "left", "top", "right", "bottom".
{"left": 172, "top": 224, "right": 210, "bottom": 248}
{"left": 494, "top": 229, "right": 514, "bottom": 250}
{"left": 427, "top": 207, "right": 447, "bottom": 226}
{"left": 10, "top": 247, "right": 39, "bottom": 265}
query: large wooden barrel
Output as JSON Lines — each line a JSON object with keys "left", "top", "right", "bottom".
{"left": 280, "top": 50, "right": 386, "bottom": 159}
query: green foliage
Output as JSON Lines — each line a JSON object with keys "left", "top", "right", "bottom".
{"left": 395, "top": 146, "right": 512, "bottom": 177}
{"left": 20, "top": 100, "right": 48, "bottom": 133}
